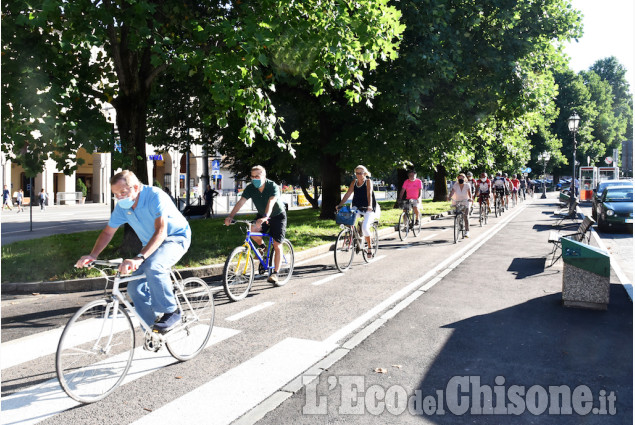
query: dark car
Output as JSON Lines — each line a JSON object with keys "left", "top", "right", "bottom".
{"left": 592, "top": 179, "right": 633, "bottom": 220}
{"left": 596, "top": 186, "right": 633, "bottom": 232}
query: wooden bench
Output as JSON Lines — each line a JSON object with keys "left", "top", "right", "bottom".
{"left": 554, "top": 197, "right": 579, "bottom": 227}
{"left": 547, "top": 215, "right": 595, "bottom": 266}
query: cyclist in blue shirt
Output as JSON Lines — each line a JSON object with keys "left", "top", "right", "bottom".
{"left": 75, "top": 170, "right": 191, "bottom": 333}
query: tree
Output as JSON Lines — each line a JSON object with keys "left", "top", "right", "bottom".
{"left": 3, "top": 0, "right": 403, "bottom": 184}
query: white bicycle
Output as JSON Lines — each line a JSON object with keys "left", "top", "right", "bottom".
{"left": 56, "top": 259, "right": 215, "bottom": 403}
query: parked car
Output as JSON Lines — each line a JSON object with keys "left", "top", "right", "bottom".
{"left": 595, "top": 185, "right": 633, "bottom": 232}
{"left": 592, "top": 179, "right": 633, "bottom": 220}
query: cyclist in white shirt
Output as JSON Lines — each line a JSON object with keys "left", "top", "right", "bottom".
{"left": 474, "top": 172, "right": 492, "bottom": 213}
{"left": 448, "top": 173, "right": 473, "bottom": 237}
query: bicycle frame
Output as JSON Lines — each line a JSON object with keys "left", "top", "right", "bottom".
{"left": 233, "top": 221, "right": 275, "bottom": 275}
{"left": 94, "top": 264, "right": 198, "bottom": 334}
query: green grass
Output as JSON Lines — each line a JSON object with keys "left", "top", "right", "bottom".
{"left": 1, "top": 200, "right": 450, "bottom": 283}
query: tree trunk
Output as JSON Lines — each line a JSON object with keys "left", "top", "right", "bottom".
{"left": 394, "top": 168, "right": 409, "bottom": 208}
{"left": 299, "top": 178, "right": 319, "bottom": 209}
{"left": 433, "top": 164, "right": 449, "bottom": 201}
{"left": 318, "top": 113, "right": 342, "bottom": 219}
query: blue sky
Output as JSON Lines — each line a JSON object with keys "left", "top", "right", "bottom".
{"left": 563, "top": 0, "right": 634, "bottom": 90}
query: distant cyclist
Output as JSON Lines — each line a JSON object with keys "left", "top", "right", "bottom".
{"left": 492, "top": 172, "right": 506, "bottom": 210}
{"left": 519, "top": 175, "right": 527, "bottom": 200}
{"left": 448, "top": 173, "right": 473, "bottom": 237}
{"left": 511, "top": 174, "right": 520, "bottom": 204}
{"left": 398, "top": 169, "right": 422, "bottom": 225}
{"left": 503, "top": 173, "right": 512, "bottom": 206}
{"left": 474, "top": 172, "right": 492, "bottom": 213}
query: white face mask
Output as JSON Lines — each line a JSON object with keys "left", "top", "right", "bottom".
{"left": 481, "top": 178, "right": 486, "bottom": 182}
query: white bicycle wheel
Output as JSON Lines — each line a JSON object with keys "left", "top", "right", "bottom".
{"left": 166, "top": 277, "right": 215, "bottom": 361}
{"left": 56, "top": 299, "right": 135, "bottom": 403}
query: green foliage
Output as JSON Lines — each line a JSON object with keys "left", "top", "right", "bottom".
{"left": 76, "top": 178, "right": 88, "bottom": 197}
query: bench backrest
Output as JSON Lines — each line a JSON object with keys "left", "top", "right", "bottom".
{"left": 573, "top": 216, "right": 595, "bottom": 242}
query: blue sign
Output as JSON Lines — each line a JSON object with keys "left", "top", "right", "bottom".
{"left": 523, "top": 167, "right": 532, "bottom": 174}
{"left": 211, "top": 160, "right": 221, "bottom": 171}
{"left": 114, "top": 143, "right": 121, "bottom": 153}
{"left": 148, "top": 154, "right": 163, "bottom": 161}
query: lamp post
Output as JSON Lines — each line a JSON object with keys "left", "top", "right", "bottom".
{"left": 538, "top": 151, "right": 551, "bottom": 199}
{"left": 567, "top": 112, "right": 580, "bottom": 203}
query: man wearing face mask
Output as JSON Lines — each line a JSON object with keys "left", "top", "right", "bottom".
{"left": 75, "top": 170, "right": 191, "bottom": 334}
{"left": 224, "top": 165, "right": 287, "bottom": 284}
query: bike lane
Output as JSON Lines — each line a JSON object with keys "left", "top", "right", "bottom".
{"left": 253, "top": 198, "right": 633, "bottom": 424}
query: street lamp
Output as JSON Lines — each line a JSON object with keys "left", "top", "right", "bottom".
{"left": 538, "top": 151, "right": 551, "bottom": 199}
{"left": 567, "top": 112, "right": 580, "bottom": 202}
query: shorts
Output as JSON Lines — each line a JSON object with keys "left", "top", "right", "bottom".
{"left": 495, "top": 187, "right": 505, "bottom": 196}
{"left": 257, "top": 212, "right": 287, "bottom": 243}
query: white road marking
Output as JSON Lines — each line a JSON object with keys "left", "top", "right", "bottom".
{"left": 0, "top": 327, "right": 240, "bottom": 425}
{"left": 420, "top": 233, "right": 438, "bottom": 241}
{"left": 225, "top": 302, "right": 275, "bottom": 321}
{"left": 1, "top": 314, "right": 144, "bottom": 371}
{"left": 311, "top": 274, "right": 344, "bottom": 286}
{"left": 323, "top": 202, "right": 528, "bottom": 346}
{"left": 130, "top": 338, "right": 337, "bottom": 425}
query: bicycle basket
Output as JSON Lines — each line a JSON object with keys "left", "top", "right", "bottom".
{"left": 335, "top": 208, "right": 358, "bottom": 226}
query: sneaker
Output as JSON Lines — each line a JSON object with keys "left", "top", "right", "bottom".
{"left": 152, "top": 310, "right": 181, "bottom": 333}
{"left": 267, "top": 273, "right": 279, "bottom": 284}
{"left": 465, "top": 231, "right": 470, "bottom": 238}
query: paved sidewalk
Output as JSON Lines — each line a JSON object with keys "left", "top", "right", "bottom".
{"left": 250, "top": 197, "right": 633, "bottom": 424}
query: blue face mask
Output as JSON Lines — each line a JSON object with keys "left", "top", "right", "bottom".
{"left": 252, "top": 179, "right": 263, "bottom": 189}
{"left": 117, "top": 196, "right": 135, "bottom": 209}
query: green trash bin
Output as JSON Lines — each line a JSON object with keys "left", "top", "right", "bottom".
{"left": 561, "top": 237, "right": 610, "bottom": 310}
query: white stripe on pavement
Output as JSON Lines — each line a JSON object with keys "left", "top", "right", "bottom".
{"left": 0, "top": 327, "right": 240, "bottom": 425}
{"left": 312, "top": 274, "right": 344, "bottom": 286}
{"left": 225, "top": 302, "right": 275, "bottom": 321}
{"left": 131, "top": 338, "right": 337, "bottom": 425}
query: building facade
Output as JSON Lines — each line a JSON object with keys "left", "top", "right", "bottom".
{"left": 1, "top": 145, "right": 242, "bottom": 206}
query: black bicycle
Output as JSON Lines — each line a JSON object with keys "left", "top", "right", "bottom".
{"left": 398, "top": 199, "right": 421, "bottom": 241}
{"left": 494, "top": 191, "right": 504, "bottom": 217}
{"left": 453, "top": 200, "right": 469, "bottom": 243}
{"left": 478, "top": 194, "right": 489, "bottom": 226}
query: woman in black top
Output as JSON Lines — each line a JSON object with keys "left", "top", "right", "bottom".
{"left": 336, "top": 165, "right": 380, "bottom": 258}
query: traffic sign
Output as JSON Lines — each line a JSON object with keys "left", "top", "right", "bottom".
{"left": 605, "top": 157, "right": 613, "bottom": 165}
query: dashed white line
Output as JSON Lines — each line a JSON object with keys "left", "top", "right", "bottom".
{"left": 225, "top": 302, "right": 275, "bottom": 321}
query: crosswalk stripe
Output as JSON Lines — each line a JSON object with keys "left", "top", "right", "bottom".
{"left": 130, "top": 337, "right": 337, "bottom": 425}
{"left": 0, "top": 327, "right": 240, "bottom": 425}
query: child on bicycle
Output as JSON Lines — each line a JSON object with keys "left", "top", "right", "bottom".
{"left": 75, "top": 170, "right": 191, "bottom": 333}
{"left": 336, "top": 165, "right": 380, "bottom": 258}
{"left": 224, "top": 165, "right": 287, "bottom": 284}
{"left": 448, "top": 173, "right": 473, "bottom": 237}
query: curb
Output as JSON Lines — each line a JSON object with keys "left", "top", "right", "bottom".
{"left": 1, "top": 211, "right": 452, "bottom": 295}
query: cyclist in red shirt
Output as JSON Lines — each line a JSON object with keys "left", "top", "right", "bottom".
{"left": 511, "top": 174, "right": 521, "bottom": 205}
{"left": 398, "top": 169, "right": 423, "bottom": 224}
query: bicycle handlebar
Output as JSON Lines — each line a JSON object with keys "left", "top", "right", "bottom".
{"left": 86, "top": 259, "right": 123, "bottom": 267}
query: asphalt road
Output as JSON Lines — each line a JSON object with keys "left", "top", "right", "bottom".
{"left": 1, "top": 195, "right": 631, "bottom": 425}
{"left": 1, "top": 203, "right": 111, "bottom": 245}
